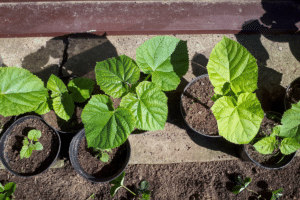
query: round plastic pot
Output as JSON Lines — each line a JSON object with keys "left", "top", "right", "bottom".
{"left": 0, "top": 115, "right": 61, "bottom": 177}
{"left": 284, "top": 77, "right": 300, "bottom": 110}
{"left": 180, "top": 74, "right": 222, "bottom": 138}
{"left": 69, "top": 129, "right": 131, "bottom": 183}
{"left": 240, "top": 112, "right": 296, "bottom": 170}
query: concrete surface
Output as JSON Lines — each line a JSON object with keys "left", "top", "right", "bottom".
{"left": 0, "top": 34, "right": 300, "bottom": 164}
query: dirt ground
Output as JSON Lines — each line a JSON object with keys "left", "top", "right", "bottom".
{"left": 0, "top": 155, "right": 299, "bottom": 200}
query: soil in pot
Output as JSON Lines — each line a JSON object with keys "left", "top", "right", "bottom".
{"left": 245, "top": 115, "right": 284, "bottom": 166}
{"left": 286, "top": 78, "right": 300, "bottom": 109}
{"left": 78, "top": 138, "right": 127, "bottom": 178}
{"left": 42, "top": 105, "right": 83, "bottom": 132}
{"left": 181, "top": 76, "right": 218, "bottom": 136}
{"left": 4, "top": 118, "right": 59, "bottom": 175}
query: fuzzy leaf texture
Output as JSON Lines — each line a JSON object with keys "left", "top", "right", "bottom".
{"left": 0, "top": 67, "right": 48, "bottom": 117}
{"left": 120, "top": 82, "right": 168, "bottom": 131}
{"left": 207, "top": 36, "right": 258, "bottom": 95}
{"left": 47, "top": 74, "right": 68, "bottom": 97}
{"left": 82, "top": 95, "right": 135, "bottom": 149}
{"left": 52, "top": 93, "right": 75, "bottom": 121}
{"left": 28, "top": 130, "right": 41, "bottom": 141}
{"left": 136, "top": 36, "right": 188, "bottom": 91}
{"left": 253, "top": 136, "right": 276, "bottom": 154}
{"left": 280, "top": 138, "right": 300, "bottom": 155}
{"left": 68, "top": 78, "right": 95, "bottom": 103}
{"left": 211, "top": 92, "right": 264, "bottom": 144}
{"left": 35, "top": 98, "right": 52, "bottom": 115}
{"left": 95, "top": 55, "right": 140, "bottom": 98}
{"left": 279, "top": 101, "right": 300, "bottom": 139}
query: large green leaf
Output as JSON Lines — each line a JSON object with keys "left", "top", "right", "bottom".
{"left": 82, "top": 95, "right": 135, "bottom": 149}
{"left": 95, "top": 55, "right": 140, "bottom": 98}
{"left": 47, "top": 74, "right": 68, "bottom": 97}
{"left": 35, "top": 98, "right": 52, "bottom": 115}
{"left": 280, "top": 101, "right": 300, "bottom": 139}
{"left": 280, "top": 138, "right": 300, "bottom": 155}
{"left": 207, "top": 36, "right": 258, "bottom": 95}
{"left": 211, "top": 92, "right": 264, "bottom": 144}
{"left": 68, "top": 77, "right": 95, "bottom": 103}
{"left": 0, "top": 67, "right": 48, "bottom": 117}
{"left": 120, "top": 81, "right": 168, "bottom": 131}
{"left": 52, "top": 93, "right": 75, "bottom": 121}
{"left": 136, "top": 36, "right": 188, "bottom": 91}
{"left": 253, "top": 136, "right": 276, "bottom": 154}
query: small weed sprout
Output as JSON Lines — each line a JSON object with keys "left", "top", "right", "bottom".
{"left": 0, "top": 182, "right": 16, "bottom": 200}
{"left": 20, "top": 130, "right": 43, "bottom": 159}
{"left": 93, "top": 148, "right": 112, "bottom": 162}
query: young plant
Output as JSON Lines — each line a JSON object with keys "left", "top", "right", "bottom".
{"left": 20, "top": 129, "right": 43, "bottom": 159}
{"left": 110, "top": 171, "right": 151, "bottom": 200}
{"left": 41, "top": 74, "right": 95, "bottom": 121}
{"left": 93, "top": 148, "right": 112, "bottom": 162}
{"left": 0, "top": 67, "right": 48, "bottom": 117}
{"left": 254, "top": 101, "right": 300, "bottom": 155}
{"left": 0, "top": 182, "right": 16, "bottom": 200}
{"left": 82, "top": 36, "right": 189, "bottom": 150}
{"left": 232, "top": 175, "right": 283, "bottom": 200}
{"left": 207, "top": 36, "right": 264, "bottom": 144}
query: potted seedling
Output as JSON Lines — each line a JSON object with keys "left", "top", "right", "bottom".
{"left": 245, "top": 102, "right": 300, "bottom": 168}
{"left": 42, "top": 74, "right": 95, "bottom": 133}
{"left": 69, "top": 35, "right": 189, "bottom": 182}
{"left": 182, "top": 36, "right": 264, "bottom": 140}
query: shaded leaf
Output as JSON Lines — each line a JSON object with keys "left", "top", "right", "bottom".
{"left": 52, "top": 93, "right": 74, "bottom": 121}
{"left": 68, "top": 77, "right": 95, "bottom": 103}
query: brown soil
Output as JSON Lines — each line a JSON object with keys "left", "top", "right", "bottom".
{"left": 4, "top": 118, "right": 59, "bottom": 175}
{"left": 245, "top": 115, "right": 284, "bottom": 166}
{"left": 286, "top": 78, "right": 300, "bottom": 109}
{"left": 1, "top": 158, "right": 300, "bottom": 199}
{"left": 42, "top": 106, "right": 83, "bottom": 132}
{"left": 78, "top": 138, "right": 128, "bottom": 178}
{"left": 181, "top": 76, "right": 218, "bottom": 136}
{"left": 0, "top": 115, "right": 13, "bottom": 133}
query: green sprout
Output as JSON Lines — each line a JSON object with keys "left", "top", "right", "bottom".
{"left": 93, "top": 148, "right": 112, "bottom": 162}
{"left": 20, "top": 130, "right": 43, "bottom": 159}
{"left": 0, "top": 182, "right": 16, "bottom": 200}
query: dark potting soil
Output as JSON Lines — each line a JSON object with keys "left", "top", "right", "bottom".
{"left": 4, "top": 118, "right": 59, "bottom": 175}
{"left": 181, "top": 77, "right": 218, "bottom": 136}
{"left": 245, "top": 115, "right": 284, "bottom": 166}
{"left": 78, "top": 138, "right": 127, "bottom": 178}
{"left": 42, "top": 106, "right": 83, "bottom": 132}
{"left": 286, "top": 78, "right": 300, "bottom": 109}
{"left": 0, "top": 115, "right": 13, "bottom": 132}
{"left": 1, "top": 158, "right": 300, "bottom": 199}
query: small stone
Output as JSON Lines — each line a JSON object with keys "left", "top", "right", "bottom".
{"left": 279, "top": 46, "right": 283, "bottom": 51}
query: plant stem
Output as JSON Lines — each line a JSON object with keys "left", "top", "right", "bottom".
{"left": 86, "top": 193, "right": 95, "bottom": 200}
{"left": 143, "top": 74, "right": 151, "bottom": 82}
{"left": 246, "top": 188, "right": 266, "bottom": 200}
{"left": 122, "top": 185, "right": 137, "bottom": 196}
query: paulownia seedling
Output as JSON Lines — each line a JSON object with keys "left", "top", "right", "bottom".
{"left": 93, "top": 148, "right": 112, "bottom": 162}
{"left": 20, "top": 129, "right": 43, "bottom": 159}
{"left": 232, "top": 175, "right": 283, "bottom": 200}
{"left": 254, "top": 101, "right": 300, "bottom": 156}
{"left": 0, "top": 182, "right": 16, "bottom": 200}
{"left": 110, "top": 171, "right": 151, "bottom": 200}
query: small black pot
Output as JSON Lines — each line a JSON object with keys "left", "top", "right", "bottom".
{"left": 0, "top": 115, "right": 61, "bottom": 177}
{"left": 240, "top": 112, "right": 296, "bottom": 170}
{"left": 284, "top": 77, "right": 300, "bottom": 110}
{"left": 69, "top": 129, "right": 131, "bottom": 183}
{"left": 180, "top": 74, "right": 222, "bottom": 138}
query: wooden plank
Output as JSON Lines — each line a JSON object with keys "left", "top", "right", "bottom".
{"left": 0, "top": 1, "right": 299, "bottom": 37}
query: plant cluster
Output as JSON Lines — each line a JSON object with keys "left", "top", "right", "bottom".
{"left": 253, "top": 101, "right": 300, "bottom": 155}
{"left": 0, "top": 182, "right": 16, "bottom": 200}
{"left": 232, "top": 175, "right": 283, "bottom": 200}
{"left": 207, "top": 36, "right": 264, "bottom": 144}
{"left": 81, "top": 36, "right": 189, "bottom": 150}
{"left": 110, "top": 172, "right": 151, "bottom": 200}
{"left": 20, "top": 129, "right": 43, "bottom": 159}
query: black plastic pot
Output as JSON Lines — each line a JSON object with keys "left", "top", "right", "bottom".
{"left": 69, "top": 129, "right": 131, "bottom": 183}
{"left": 284, "top": 77, "right": 300, "bottom": 110}
{"left": 0, "top": 115, "right": 61, "bottom": 177}
{"left": 240, "top": 112, "right": 296, "bottom": 170}
{"left": 180, "top": 74, "right": 222, "bottom": 138}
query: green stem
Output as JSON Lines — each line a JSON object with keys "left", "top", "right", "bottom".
{"left": 246, "top": 188, "right": 266, "bottom": 200}
{"left": 122, "top": 186, "right": 137, "bottom": 196}
{"left": 143, "top": 74, "right": 151, "bottom": 81}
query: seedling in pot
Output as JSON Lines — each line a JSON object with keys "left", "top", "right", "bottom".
{"left": 207, "top": 36, "right": 264, "bottom": 144}
{"left": 253, "top": 101, "right": 300, "bottom": 156}
{"left": 110, "top": 172, "right": 151, "bottom": 200}
{"left": 93, "top": 148, "right": 112, "bottom": 162}
{"left": 0, "top": 182, "right": 16, "bottom": 200}
{"left": 232, "top": 175, "right": 283, "bottom": 200}
{"left": 82, "top": 36, "right": 189, "bottom": 150}
{"left": 20, "top": 129, "right": 43, "bottom": 159}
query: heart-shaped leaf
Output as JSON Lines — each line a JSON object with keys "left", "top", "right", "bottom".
{"left": 254, "top": 136, "right": 276, "bottom": 154}
{"left": 280, "top": 138, "right": 300, "bottom": 155}
{"left": 68, "top": 77, "right": 95, "bottom": 103}
{"left": 47, "top": 74, "right": 68, "bottom": 97}
{"left": 28, "top": 130, "right": 41, "bottom": 141}
{"left": 52, "top": 93, "right": 75, "bottom": 121}
{"left": 280, "top": 101, "right": 300, "bottom": 139}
